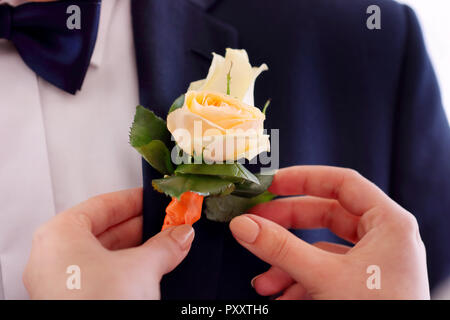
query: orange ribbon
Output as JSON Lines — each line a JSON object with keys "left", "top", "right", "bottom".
{"left": 162, "top": 191, "right": 204, "bottom": 231}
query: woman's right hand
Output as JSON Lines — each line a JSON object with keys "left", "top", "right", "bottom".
{"left": 230, "top": 166, "right": 430, "bottom": 299}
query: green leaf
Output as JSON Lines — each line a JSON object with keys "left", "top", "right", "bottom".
{"left": 152, "top": 174, "right": 235, "bottom": 199}
{"left": 232, "top": 172, "right": 275, "bottom": 198}
{"left": 130, "top": 105, "right": 170, "bottom": 146}
{"left": 204, "top": 191, "right": 276, "bottom": 222}
{"left": 174, "top": 163, "right": 259, "bottom": 184}
{"left": 168, "top": 94, "right": 185, "bottom": 114}
{"left": 129, "top": 106, "right": 173, "bottom": 174}
{"left": 135, "top": 140, "right": 174, "bottom": 175}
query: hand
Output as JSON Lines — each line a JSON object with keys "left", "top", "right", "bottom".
{"left": 230, "top": 166, "right": 430, "bottom": 300}
{"left": 23, "top": 188, "right": 194, "bottom": 299}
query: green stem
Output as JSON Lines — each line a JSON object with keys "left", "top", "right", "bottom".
{"left": 262, "top": 99, "right": 271, "bottom": 115}
{"left": 227, "top": 61, "right": 233, "bottom": 95}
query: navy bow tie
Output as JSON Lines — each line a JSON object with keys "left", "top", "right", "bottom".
{"left": 0, "top": 0, "right": 101, "bottom": 94}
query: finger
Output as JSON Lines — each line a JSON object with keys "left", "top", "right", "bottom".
{"left": 249, "top": 196, "right": 360, "bottom": 243}
{"left": 128, "top": 224, "right": 195, "bottom": 278}
{"left": 97, "top": 216, "right": 143, "bottom": 250}
{"left": 59, "top": 188, "right": 143, "bottom": 235}
{"left": 277, "top": 283, "right": 309, "bottom": 300}
{"left": 252, "top": 266, "right": 294, "bottom": 296}
{"left": 268, "top": 166, "right": 390, "bottom": 216}
{"left": 230, "top": 214, "right": 338, "bottom": 288}
{"left": 313, "top": 241, "right": 351, "bottom": 254}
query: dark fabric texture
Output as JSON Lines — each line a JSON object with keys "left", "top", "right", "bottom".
{"left": 0, "top": 0, "right": 100, "bottom": 94}
{"left": 132, "top": 0, "right": 450, "bottom": 299}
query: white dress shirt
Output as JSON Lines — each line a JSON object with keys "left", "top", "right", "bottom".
{"left": 0, "top": 0, "right": 142, "bottom": 299}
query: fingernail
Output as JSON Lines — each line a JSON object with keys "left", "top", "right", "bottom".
{"left": 250, "top": 275, "right": 259, "bottom": 288}
{"left": 229, "top": 216, "right": 260, "bottom": 244}
{"left": 170, "top": 225, "right": 195, "bottom": 250}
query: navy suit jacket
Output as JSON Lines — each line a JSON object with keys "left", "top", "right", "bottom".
{"left": 131, "top": 0, "right": 450, "bottom": 299}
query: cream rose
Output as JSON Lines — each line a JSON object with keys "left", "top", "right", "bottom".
{"left": 167, "top": 49, "right": 269, "bottom": 162}
{"left": 167, "top": 90, "right": 270, "bottom": 162}
{"left": 188, "top": 48, "right": 268, "bottom": 106}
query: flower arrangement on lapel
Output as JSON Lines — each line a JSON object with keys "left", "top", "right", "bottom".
{"left": 129, "top": 48, "right": 274, "bottom": 230}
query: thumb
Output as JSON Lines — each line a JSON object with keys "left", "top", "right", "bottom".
{"left": 131, "top": 224, "right": 195, "bottom": 278}
{"left": 230, "top": 214, "right": 337, "bottom": 288}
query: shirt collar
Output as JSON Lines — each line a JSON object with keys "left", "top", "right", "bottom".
{"left": 90, "top": 0, "right": 116, "bottom": 67}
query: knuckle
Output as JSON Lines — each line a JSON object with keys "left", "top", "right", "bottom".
{"left": 22, "top": 265, "right": 30, "bottom": 289}
{"left": 416, "top": 231, "right": 426, "bottom": 248}
{"left": 404, "top": 213, "right": 419, "bottom": 230}
{"left": 150, "top": 234, "right": 181, "bottom": 257}
{"left": 402, "top": 214, "right": 421, "bottom": 238}
{"left": 395, "top": 211, "right": 419, "bottom": 234}
{"left": 385, "top": 210, "right": 422, "bottom": 246}
{"left": 86, "top": 193, "right": 118, "bottom": 223}
{"left": 323, "top": 200, "right": 339, "bottom": 229}
{"left": 71, "top": 211, "right": 92, "bottom": 230}
{"left": 105, "top": 229, "right": 122, "bottom": 250}
{"left": 358, "top": 207, "right": 381, "bottom": 237}
{"left": 31, "top": 224, "right": 50, "bottom": 245}
{"left": 327, "top": 199, "right": 341, "bottom": 213}
{"left": 88, "top": 193, "right": 109, "bottom": 210}
{"left": 333, "top": 168, "right": 363, "bottom": 200}
{"left": 344, "top": 168, "right": 362, "bottom": 181}
{"left": 267, "top": 230, "right": 291, "bottom": 263}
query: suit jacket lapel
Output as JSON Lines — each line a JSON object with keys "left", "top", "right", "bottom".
{"left": 132, "top": 0, "right": 238, "bottom": 116}
{"left": 131, "top": 0, "right": 238, "bottom": 299}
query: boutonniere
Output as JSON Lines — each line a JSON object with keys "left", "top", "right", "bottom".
{"left": 129, "top": 48, "right": 275, "bottom": 230}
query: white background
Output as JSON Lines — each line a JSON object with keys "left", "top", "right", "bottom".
{"left": 400, "top": 0, "right": 450, "bottom": 121}
{"left": 400, "top": 1, "right": 450, "bottom": 298}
